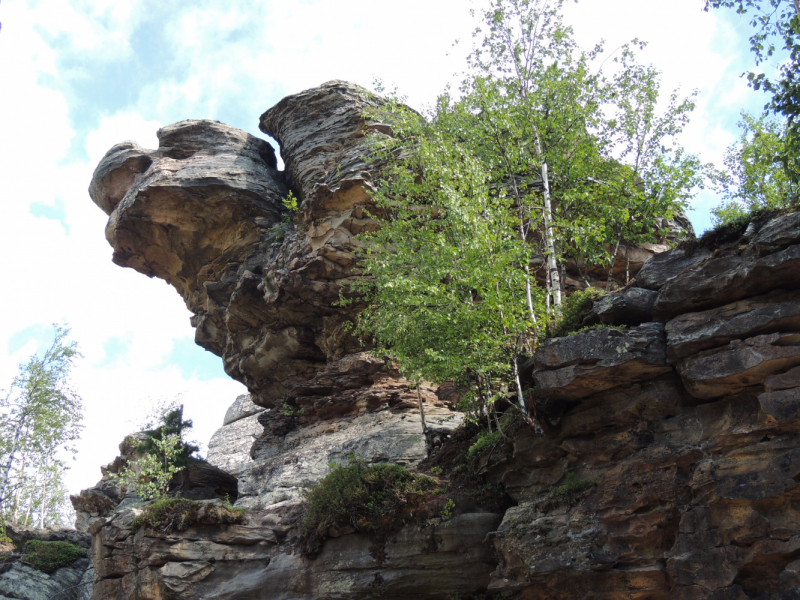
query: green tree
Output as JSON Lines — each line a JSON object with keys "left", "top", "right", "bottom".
{"left": 351, "top": 0, "right": 705, "bottom": 424}
{"left": 705, "top": 0, "right": 800, "bottom": 184}
{"left": 712, "top": 111, "right": 798, "bottom": 224}
{"left": 0, "top": 325, "right": 83, "bottom": 527}
{"left": 113, "top": 402, "right": 200, "bottom": 501}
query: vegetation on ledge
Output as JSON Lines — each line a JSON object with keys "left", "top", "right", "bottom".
{"left": 131, "top": 498, "right": 244, "bottom": 534}
{"left": 301, "top": 455, "right": 443, "bottom": 557}
{"left": 22, "top": 540, "right": 86, "bottom": 573}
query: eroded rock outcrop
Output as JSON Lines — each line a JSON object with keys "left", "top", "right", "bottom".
{"left": 486, "top": 210, "right": 800, "bottom": 600}
{"left": 0, "top": 526, "right": 92, "bottom": 600}
{"left": 86, "top": 78, "right": 800, "bottom": 600}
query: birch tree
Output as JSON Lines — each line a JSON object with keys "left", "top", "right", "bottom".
{"left": 0, "top": 325, "right": 83, "bottom": 527}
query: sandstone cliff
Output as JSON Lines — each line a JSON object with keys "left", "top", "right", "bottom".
{"left": 82, "top": 81, "right": 800, "bottom": 599}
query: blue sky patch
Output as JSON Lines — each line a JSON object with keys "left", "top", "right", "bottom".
{"left": 163, "top": 337, "right": 227, "bottom": 381}
{"left": 7, "top": 324, "right": 58, "bottom": 357}
{"left": 30, "top": 197, "right": 69, "bottom": 234}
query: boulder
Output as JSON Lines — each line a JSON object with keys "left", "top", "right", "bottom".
{"left": 223, "top": 394, "right": 263, "bottom": 426}
{"left": 665, "top": 289, "right": 800, "bottom": 362}
{"left": 206, "top": 411, "right": 263, "bottom": 476}
{"left": 676, "top": 332, "right": 800, "bottom": 399}
{"left": 654, "top": 243, "right": 800, "bottom": 319}
{"left": 168, "top": 460, "right": 239, "bottom": 502}
{"left": 533, "top": 323, "right": 671, "bottom": 400}
{"left": 89, "top": 83, "right": 393, "bottom": 407}
{"left": 635, "top": 246, "right": 712, "bottom": 291}
{"left": 0, "top": 527, "right": 92, "bottom": 600}
{"left": 582, "top": 287, "right": 658, "bottom": 327}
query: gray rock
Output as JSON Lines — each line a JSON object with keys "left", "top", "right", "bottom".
{"left": 758, "top": 387, "right": 800, "bottom": 422}
{"left": 765, "top": 365, "right": 800, "bottom": 391}
{"left": 677, "top": 332, "right": 800, "bottom": 399}
{"left": 206, "top": 411, "right": 263, "bottom": 476}
{"left": 654, "top": 244, "right": 800, "bottom": 319}
{"left": 665, "top": 290, "right": 800, "bottom": 362}
{"left": 582, "top": 287, "right": 658, "bottom": 327}
{"left": 635, "top": 246, "right": 713, "bottom": 291}
{"left": 223, "top": 394, "right": 263, "bottom": 426}
{"left": 751, "top": 211, "right": 800, "bottom": 255}
{"left": 533, "top": 323, "right": 671, "bottom": 400}
{"left": 0, "top": 558, "right": 90, "bottom": 600}
{"left": 237, "top": 407, "right": 462, "bottom": 509}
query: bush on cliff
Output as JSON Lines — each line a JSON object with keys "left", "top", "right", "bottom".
{"left": 301, "top": 455, "right": 442, "bottom": 556}
{"left": 22, "top": 540, "right": 86, "bottom": 573}
{"left": 130, "top": 498, "right": 244, "bottom": 533}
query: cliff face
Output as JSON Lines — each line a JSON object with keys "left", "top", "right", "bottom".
{"left": 84, "top": 81, "right": 800, "bottom": 600}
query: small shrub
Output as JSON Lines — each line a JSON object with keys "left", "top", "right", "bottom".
{"left": 302, "top": 455, "right": 441, "bottom": 554}
{"left": 22, "top": 540, "right": 86, "bottom": 573}
{"left": 549, "top": 288, "right": 604, "bottom": 338}
{"left": 131, "top": 498, "right": 244, "bottom": 533}
{"left": 547, "top": 472, "right": 601, "bottom": 500}
{"left": 467, "top": 431, "right": 502, "bottom": 458}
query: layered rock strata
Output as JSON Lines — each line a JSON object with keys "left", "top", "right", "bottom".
{"left": 85, "top": 78, "right": 800, "bottom": 600}
{"left": 486, "top": 210, "right": 800, "bottom": 600}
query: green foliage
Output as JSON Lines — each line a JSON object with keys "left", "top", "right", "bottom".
{"left": 546, "top": 471, "right": 602, "bottom": 500}
{"left": 0, "top": 325, "right": 83, "bottom": 528}
{"left": 712, "top": 111, "right": 799, "bottom": 225}
{"left": 113, "top": 434, "right": 183, "bottom": 501}
{"left": 302, "top": 455, "right": 440, "bottom": 551}
{"left": 22, "top": 540, "right": 86, "bottom": 573}
{"left": 279, "top": 403, "right": 304, "bottom": 418}
{"left": 467, "top": 431, "right": 503, "bottom": 458}
{"left": 136, "top": 405, "right": 199, "bottom": 469}
{"left": 351, "top": 0, "right": 706, "bottom": 420}
{"left": 548, "top": 288, "right": 604, "bottom": 338}
{"left": 130, "top": 498, "right": 244, "bottom": 533}
{"left": 705, "top": 1, "right": 800, "bottom": 185}
{"left": 271, "top": 191, "right": 300, "bottom": 241}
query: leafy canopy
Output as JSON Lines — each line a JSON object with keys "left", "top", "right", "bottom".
{"left": 349, "top": 0, "right": 706, "bottom": 422}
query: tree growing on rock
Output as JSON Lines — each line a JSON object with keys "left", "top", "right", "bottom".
{"left": 0, "top": 325, "right": 83, "bottom": 528}
{"left": 351, "top": 0, "right": 706, "bottom": 425}
{"left": 113, "top": 402, "right": 201, "bottom": 500}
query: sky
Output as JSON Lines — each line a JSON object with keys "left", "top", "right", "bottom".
{"left": 0, "top": 0, "right": 784, "bottom": 506}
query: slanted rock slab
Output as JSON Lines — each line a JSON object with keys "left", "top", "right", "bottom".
{"left": 533, "top": 323, "right": 671, "bottom": 400}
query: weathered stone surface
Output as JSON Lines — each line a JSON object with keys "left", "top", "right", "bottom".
{"left": 168, "top": 460, "right": 238, "bottom": 502}
{"left": 223, "top": 393, "right": 263, "bottom": 425}
{"left": 89, "top": 83, "right": 394, "bottom": 407}
{"left": 86, "top": 82, "right": 800, "bottom": 600}
{"left": 206, "top": 411, "right": 263, "bottom": 476}
{"left": 487, "top": 383, "right": 800, "bottom": 600}
{"left": 758, "top": 386, "right": 800, "bottom": 421}
{"left": 677, "top": 332, "right": 800, "bottom": 399}
{"left": 239, "top": 405, "right": 461, "bottom": 510}
{"left": 751, "top": 210, "right": 800, "bottom": 255}
{"left": 533, "top": 323, "right": 671, "bottom": 400}
{"left": 665, "top": 289, "right": 800, "bottom": 362}
{"left": 90, "top": 504, "right": 501, "bottom": 600}
{"left": 654, "top": 242, "right": 800, "bottom": 319}
{"left": 766, "top": 364, "right": 800, "bottom": 390}
{"left": 635, "top": 246, "right": 712, "bottom": 291}
{"left": 0, "top": 527, "right": 92, "bottom": 600}
{"left": 582, "top": 287, "right": 658, "bottom": 327}
{"left": 0, "top": 559, "right": 91, "bottom": 600}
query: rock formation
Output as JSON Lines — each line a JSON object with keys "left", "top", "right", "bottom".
{"left": 0, "top": 526, "right": 92, "bottom": 600}
{"left": 83, "top": 79, "right": 800, "bottom": 599}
